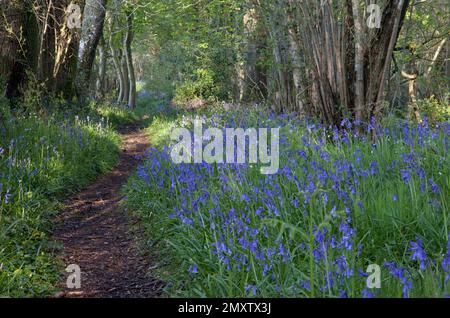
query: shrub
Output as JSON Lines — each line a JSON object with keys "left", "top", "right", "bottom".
{"left": 417, "top": 95, "right": 450, "bottom": 124}
{"left": 173, "top": 69, "right": 220, "bottom": 106}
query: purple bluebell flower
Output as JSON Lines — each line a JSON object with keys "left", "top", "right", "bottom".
{"left": 357, "top": 243, "right": 363, "bottom": 257}
{"left": 188, "top": 264, "right": 198, "bottom": 274}
{"left": 415, "top": 167, "right": 425, "bottom": 180}
{"left": 298, "top": 150, "right": 307, "bottom": 160}
{"left": 344, "top": 206, "right": 351, "bottom": 215}
{"left": 319, "top": 271, "right": 334, "bottom": 292}
{"left": 299, "top": 280, "right": 311, "bottom": 292}
{"left": 320, "top": 151, "right": 330, "bottom": 162}
{"left": 357, "top": 201, "right": 364, "bottom": 213}
{"left": 330, "top": 205, "right": 337, "bottom": 218}
{"left": 341, "top": 118, "right": 352, "bottom": 130}
{"left": 334, "top": 255, "right": 354, "bottom": 278}
{"left": 180, "top": 215, "right": 193, "bottom": 225}
{"left": 428, "top": 179, "right": 441, "bottom": 194}
{"left": 262, "top": 263, "right": 271, "bottom": 276}
{"left": 241, "top": 193, "right": 250, "bottom": 203}
{"left": 409, "top": 239, "right": 427, "bottom": 270}
{"left": 369, "top": 161, "right": 378, "bottom": 175}
{"left": 401, "top": 152, "right": 415, "bottom": 164}
{"left": 339, "top": 222, "right": 355, "bottom": 250}
{"left": 400, "top": 169, "right": 411, "bottom": 184}
{"left": 339, "top": 290, "right": 348, "bottom": 298}
{"left": 307, "top": 180, "right": 316, "bottom": 194}
{"left": 255, "top": 207, "right": 264, "bottom": 216}
{"left": 420, "top": 182, "right": 426, "bottom": 193}
{"left": 402, "top": 279, "right": 413, "bottom": 298}
{"left": 250, "top": 228, "right": 259, "bottom": 237}
{"left": 4, "top": 189, "right": 10, "bottom": 204}
{"left": 333, "top": 127, "right": 340, "bottom": 142}
{"left": 322, "top": 192, "right": 328, "bottom": 204}
{"left": 249, "top": 240, "right": 258, "bottom": 253}
{"left": 353, "top": 149, "right": 362, "bottom": 164}
{"left": 384, "top": 262, "right": 412, "bottom": 298}
{"left": 278, "top": 242, "right": 290, "bottom": 262}
{"left": 245, "top": 284, "right": 257, "bottom": 296}
{"left": 358, "top": 268, "right": 368, "bottom": 277}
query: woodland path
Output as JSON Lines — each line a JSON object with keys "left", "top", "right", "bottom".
{"left": 52, "top": 123, "right": 162, "bottom": 298}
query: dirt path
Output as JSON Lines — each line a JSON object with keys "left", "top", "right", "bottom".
{"left": 52, "top": 123, "right": 162, "bottom": 298}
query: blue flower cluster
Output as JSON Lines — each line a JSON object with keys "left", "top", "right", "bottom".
{"left": 132, "top": 111, "right": 449, "bottom": 297}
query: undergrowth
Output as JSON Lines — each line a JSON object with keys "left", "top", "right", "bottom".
{"left": 0, "top": 100, "right": 138, "bottom": 297}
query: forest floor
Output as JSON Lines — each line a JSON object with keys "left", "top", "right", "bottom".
{"left": 52, "top": 122, "right": 162, "bottom": 298}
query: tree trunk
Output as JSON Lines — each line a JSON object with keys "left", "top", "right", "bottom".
{"left": 75, "top": 0, "right": 107, "bottom": 105}
{"left": 285, "top": 0, "right": 305, "bottom": 115}
{"left": 107, "top": 10, "right": 124, "bottom": 103}
{"left": 96, "top": 35, "right": 107, "bottom": 99}
{"left": 37, "top": 0, "right": 57, "bottom": 91}
{"left": 294, "top": 0, "right": 410, "bottom": 124}
{"left": 112, "top": 47, "right": 125, "bottom": 103}
{"left": 53, "top": 0, "right": 80, "bottom": 98}
{"left": 0, "top": 1, "right": 38, "bottom": 99}
{"left": 265, "top": 1, "right": 291, "bottom": 112}
{"left": 55, "top": 32, "right": 79, "bottom": 99}
{"left": 351, "top": 0, "right": 365, "bottom": 122}
{"left": 369, "top": 0, "right": 410, "bottom": 117}
{"left": 124, "top": 10, "right": 136, "bottom": 108}
{"left": 242, "top": 8, "right": 258, "bottom": 102}
{"left": 401, "top": 70, "right": 421, "bottom": 122}
{"left": 121, "top": 50, "right": 129, "bottom": 104}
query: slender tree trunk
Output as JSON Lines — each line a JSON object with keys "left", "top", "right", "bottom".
{"left": 351, "top": 0, "right": 365, "bottom": 122}
{"left": 370, "top": 0, "right": 410, "bottom": 117}
{"left": 37, "top": 0, "right": 56, "bottom": 91}
{"left": 107, "top": 10, "right": 124, "bottom": 103}
{"left": 96, "top": 35, "right": 107, "bottom": 99}
{"left": 286, "top": 0, "right": 305, "bottom": 115}
{"left": 446, "top": 40, "right": 450, "bottom": 92}
{"left": 266, "top": 2, "right": 290, "bottom": 112}
{"left": 75, "top": 0, "right": 107, "bottom": 105}
{"left": 233, "top": 5, "right": 246, "bottom": 102}
{"left": 112, "top": 47, "right": 124, "bottom": 103}
{"left": 121, "top": 50, "right": 129, "bottom": 104}
{"left": 242, "top": 8, "right": 258, "bottom": 102}
{"left": 401, "top": 70, "right": 421, "bottom": 122}
{"left": 124, "top": 10, "right": 136, "bottom": 108}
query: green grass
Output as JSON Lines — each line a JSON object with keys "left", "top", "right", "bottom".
{"left": 95, "top": 103, "right": 139, "bottom": 127}
{"left": 0, "top": 102, "right": 140, "bottom": 297}
{"left": 124, "top": 106, "right": 449, "bottom": 298}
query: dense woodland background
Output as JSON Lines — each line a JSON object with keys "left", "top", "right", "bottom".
{"left": 1, "top": 0, "right": 448, "bottom": 122}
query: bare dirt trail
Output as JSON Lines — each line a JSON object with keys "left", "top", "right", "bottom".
{"left": 52, "top": 123, "right": 162, "bottom": 298}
